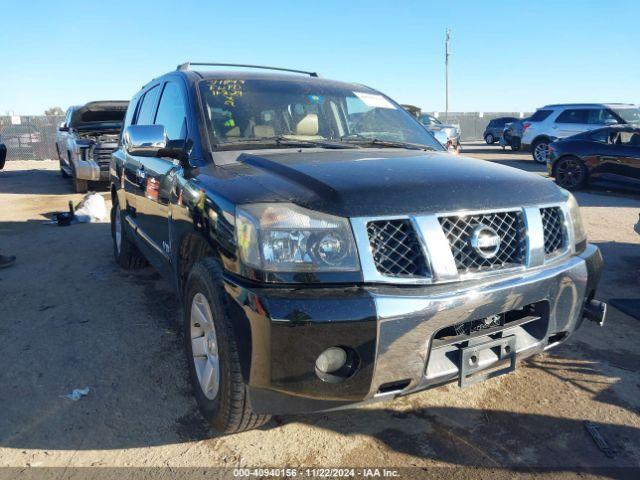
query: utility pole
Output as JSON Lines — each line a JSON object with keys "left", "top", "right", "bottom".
{"left": 445, "top": 28, "right": 451, "bottom": 122}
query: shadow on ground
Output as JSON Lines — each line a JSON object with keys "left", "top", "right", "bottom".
{"left": 0, "top": 167, "right": 108, "bottom": 195}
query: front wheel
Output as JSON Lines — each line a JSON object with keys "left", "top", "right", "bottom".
{"left": 184, "top": 258, "right": 271, "bottom": 433}
{"left": 554, "top": 156, "right": 588, "bottom": 190}
{"left": 485, "top": 134, "right": 495, "bottom": 144}
{"left": 532, "top": 139, "right": 550, "bottom": 164}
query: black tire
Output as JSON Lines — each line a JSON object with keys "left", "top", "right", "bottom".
{"left": 485, "top": 134, "right": 495, "bottom": 144}
{"left": 553, "top": 156, "right": 588, "bottom": 191}
{"left": 73, "top": 176, "right": 88, "bottom": 193}
{"left": 184, "top": 258, "right": 271, "bottom": 433}
{"left": 531, "top": 138, "right": 550, "bottom": 164}
{"left": 110, "top": 199, "right": 147, "bottom": 269}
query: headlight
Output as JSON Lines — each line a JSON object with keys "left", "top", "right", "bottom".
{"left": 235, "top": 203, "right": 359, "bottom": 272}
{"left": 562, "top": 190, "right": 587, "bottom": 252}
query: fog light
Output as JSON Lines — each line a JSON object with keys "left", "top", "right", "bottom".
{"left": 315, "top": 347, "right": 347, "bottom": 374}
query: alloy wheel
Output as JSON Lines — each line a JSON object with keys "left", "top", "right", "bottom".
{"left": 556, "top": 158, "right": 584, "bottom": 189}
{"left": 190, "top": 292, "right": 220, "bottom": 400}
{"left": 534, "top": 143, "right": 549, "bottom": 163}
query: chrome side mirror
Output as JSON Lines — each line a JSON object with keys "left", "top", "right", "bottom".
{"left": 123, "top": 125, "right": 167, "bottom": 157}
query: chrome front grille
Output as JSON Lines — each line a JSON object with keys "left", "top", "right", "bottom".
{"left": 540, "top": 207, "right": 566, "bottom": 257}
{"left": 352, "top": 204, "right": 572, "bottom": 284}
{"left": 367, "top": 220, "right": 429, "bottom": 278}
{"left": 91, "top": 146, "right": 116, "bottom": 171}
{"left": 438, "top": 211, "right": 526, "bottom": 272}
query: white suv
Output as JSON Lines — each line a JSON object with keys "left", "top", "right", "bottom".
{"left": 522, "top": 103, "right": 640, "bottom": 163}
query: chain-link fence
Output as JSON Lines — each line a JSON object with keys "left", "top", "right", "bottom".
{"left": 428, "top": 112, "right": 533, "bottom": 141}
{"left": 0, "top": 112, "right": 532, "bottom": 161}
{"left": 0, "top": 115, "right": 64, "bottom": 161}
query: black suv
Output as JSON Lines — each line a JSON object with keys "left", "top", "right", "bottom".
{"left": 110, "top": 63, "right": 605, "bottom": 433}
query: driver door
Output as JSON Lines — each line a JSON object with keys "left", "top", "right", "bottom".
{"left": 135, "top": 80, "right": 189, "bottom": 261}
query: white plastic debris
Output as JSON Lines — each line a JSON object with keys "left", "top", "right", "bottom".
{"left": 64, "top": 387, "right": 90, "bottom": 401}
{"left": 73, "top": 193, "right": 107, "bottom": 223}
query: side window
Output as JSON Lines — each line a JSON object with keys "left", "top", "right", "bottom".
{"left": 154, "top": 82, "right": 187, "bottom": 141}
{"left": 135, "top": 86, "right": 160, "bottom": 125}
{"left": 586, "top": 109, "right": 618, "bottom": 125}
{"left": 529, "top": 109, "right": 553, "bottom": 122}
{"left": 617, "top": 131, "right": 640, "bottom": 146}
{"left": 122, "top": 97, "right": 139, "bottom": 130}
{"left": 555, "top": 109, "right": 588, "bottom": 124}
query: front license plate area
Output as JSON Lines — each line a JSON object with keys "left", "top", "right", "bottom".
{"left": 459, "top": 335, "right": 516, "bottom": 388}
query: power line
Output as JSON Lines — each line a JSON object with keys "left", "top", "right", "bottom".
{"left": 445, "top": 28, "right": 451, "bottom": 122}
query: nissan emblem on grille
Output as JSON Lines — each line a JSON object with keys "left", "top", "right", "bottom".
{"left": 439, "top": 211, "right": 526, "bottom": 272}
{"left": 470, "top": 224, "right": 501, "bottom": 259}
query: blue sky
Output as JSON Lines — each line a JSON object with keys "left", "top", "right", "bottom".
{"left": 1, "top": 0, "right": 638, "bottom": 115}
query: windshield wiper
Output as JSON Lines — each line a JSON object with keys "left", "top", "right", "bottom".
{"left": 338, "top": 135, "right": 436, "bottom": 151}
{"left": 215, "top": 136, "right": 356, "bottom": 150}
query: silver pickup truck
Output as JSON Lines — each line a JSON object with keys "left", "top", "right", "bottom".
{"left": 56, "top": 101, "right": 128, "bottom": 192}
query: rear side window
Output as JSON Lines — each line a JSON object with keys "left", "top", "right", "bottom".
{"left": 555, "top": 109, "right": 589, "bottom": 124}
{"left": 154, "top": 82, "right": 187, "bottom": 141}
{"left": 529, "top": 110, "right": 553, "bottom": 122}
{"left": 135, "top": 86, "right": 160, "bottom": 125}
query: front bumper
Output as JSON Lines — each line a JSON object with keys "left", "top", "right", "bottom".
{"left": 74, "top": 158, "right": 109, "bottom": 181}
{"left": 226, "top": 245, "right": 603, "bottom": 415}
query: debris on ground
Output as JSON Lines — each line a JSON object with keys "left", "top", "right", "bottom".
{"left": 51, "top": 193, "right": 107, "bottom": 226}
{"left": 73, "top": 193, "right": 107, "bottom": 223}
{"left": 584, "top": 421, "right": 615, "bottom": 458}
{"left": 64, "top": 387, "right": 91, "bottom": 401}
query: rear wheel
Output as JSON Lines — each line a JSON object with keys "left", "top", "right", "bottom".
{"left": 532, "top": 138, "right": 550, "bottom": 164}
{"left": 485, "top": 134, "right": 495, "bottom": 144}
{"left": 554, "top": 156, "right": 588, "bottom": 190}
{"left": 111, "top": 199, "right": 147, "bottom": 269}
{"left": 184, "top": 258, "right": 271, "bottom": 433}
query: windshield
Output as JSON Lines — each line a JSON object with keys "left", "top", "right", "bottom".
{"left": 610, "top": 107, "right": 640, "bottom": 124}
{"left": 198, "top": 79, "right": 443, "bottom": 151}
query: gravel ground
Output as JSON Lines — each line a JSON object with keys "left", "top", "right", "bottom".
{"left": 0, "top": 144, "right": 639, "bottom": 478}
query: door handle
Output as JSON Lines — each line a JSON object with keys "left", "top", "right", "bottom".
{"left": 135, "top": 167, "right": 146, "bottom": 185}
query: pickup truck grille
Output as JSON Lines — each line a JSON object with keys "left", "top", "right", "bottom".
{"left": 91, "top": 146, "right": 116, "bottom": 171}
{"left": 356, "top": 205, "right": 570, "bottom": 283}
{"left": 439, "top": 211, "right": 526, "bottom": 272}
{"left": 367, "top": 220, "right": 429, "bottom": 278}
{"left": 540, "top": 207, "right": 566, "bottom": 257}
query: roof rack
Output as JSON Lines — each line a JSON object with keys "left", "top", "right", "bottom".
{"left": 176, "top": 62, "right": 319, "bottom": 77}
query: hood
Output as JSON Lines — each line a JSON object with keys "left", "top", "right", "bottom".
{"left": 70, "top": 101, "right": 128, "bottom": 129}
{"left": 199, "top": 149, "right": 564, "bottom": 218}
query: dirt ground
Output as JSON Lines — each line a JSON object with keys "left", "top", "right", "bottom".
{"left": 1, "top": 144, "right": 639, "bottom": 478}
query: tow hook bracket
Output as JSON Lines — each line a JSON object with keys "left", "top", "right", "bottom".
{"left": 584, "top": 299, "right": 607, "bottom": 327}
